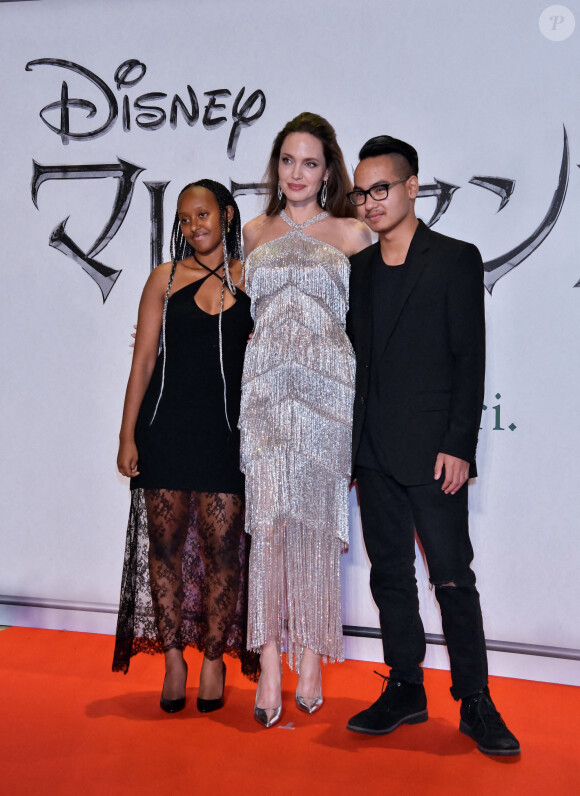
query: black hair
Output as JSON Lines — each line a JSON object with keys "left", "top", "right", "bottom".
{"left": 358, "top": 135, "right": 419, "bottom": 176}
{"left": 169, "top": 178, "right": 243, "bottom": 264}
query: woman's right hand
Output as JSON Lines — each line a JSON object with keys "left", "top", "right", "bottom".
{"left": 117, "top": 439, "right": 140, "bottom": 477}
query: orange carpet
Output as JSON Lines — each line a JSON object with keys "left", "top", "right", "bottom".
{"left": 0, "top": 627, "right": 578, "bottom": 795}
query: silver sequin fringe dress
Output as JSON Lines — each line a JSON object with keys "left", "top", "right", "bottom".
{"left": 239, "top": 211, "right": 355, "bottom": 668}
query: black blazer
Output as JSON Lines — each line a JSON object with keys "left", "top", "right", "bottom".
{"left": 347, "top": 220, "right": 485, "bottom": 485}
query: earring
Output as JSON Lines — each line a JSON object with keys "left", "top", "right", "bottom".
{"left": 320, "top": 180, "right": 328, "bottom": 209}
{"left": 227, "top": 224, "right": 230, "bottom": 233}
{"left": 277, "top": 183, "right": 283, "bottom": 201}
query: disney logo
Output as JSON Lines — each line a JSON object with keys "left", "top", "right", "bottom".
{"left": 25, "top": 58, "right": 267, "bottom": 160}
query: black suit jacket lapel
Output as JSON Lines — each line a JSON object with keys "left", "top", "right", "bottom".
{"left": 378, "top": 220, "right": 431, "bottom": 359}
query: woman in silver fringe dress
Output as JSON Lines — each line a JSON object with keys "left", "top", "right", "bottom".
{"left": 239, "top": 113, "right": 371, "bottom": 727}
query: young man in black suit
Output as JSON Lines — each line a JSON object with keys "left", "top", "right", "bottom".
{"left": 345, "top": 135, "right": 520, "bottom": 756}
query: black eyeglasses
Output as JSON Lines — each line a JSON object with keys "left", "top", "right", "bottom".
{"left": 346, "top": 177, "right": 410, "bottom": 206}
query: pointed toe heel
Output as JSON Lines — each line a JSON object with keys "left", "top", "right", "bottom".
{"left": 254, "top": 702, "right": 282, "bottom": 728}
{"left": 160, "top": 661, "right": 188, "bottom": 714}
{"left": 296, "top": 693, "right": 323, "bottom": 714}
{"left": 197, "top": 662, "right": 226, "bottom": 713}
{"left": 160, "top": 693, "right": 186, "bottom": 713}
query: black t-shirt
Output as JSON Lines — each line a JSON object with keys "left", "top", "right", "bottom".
{"left": 356, "top": 248, "right": 406, "bottom": 473}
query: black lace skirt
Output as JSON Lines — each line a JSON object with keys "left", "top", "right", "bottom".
{"left": 112, "top": 488, "right": 260, "bottom": 681}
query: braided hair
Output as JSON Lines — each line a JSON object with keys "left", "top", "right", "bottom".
{"left": 150, "top": 179, "right": 245, "bottom": 430}
{"left": 168, "top": 179, "right": 244, "bottom": 267}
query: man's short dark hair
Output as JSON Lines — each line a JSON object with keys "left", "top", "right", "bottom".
{"left": 358, "top": 135, "right": 419, "bottom": 176}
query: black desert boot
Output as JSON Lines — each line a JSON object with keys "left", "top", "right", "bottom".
{"left": 346, "top": 674, "right": 428, "bottom": 735}
{"left": 459, "top": 687, "right": 521, "bottom": 756}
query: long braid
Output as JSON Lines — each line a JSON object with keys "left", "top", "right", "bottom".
{"left": 149, "top": 214, "right": 182, "bottom": 425}
{"left": 149, "top": 179, "right": 245, "bottom": 429}
{"left": 149, "top": 258, "right": 177, "bottom": 425}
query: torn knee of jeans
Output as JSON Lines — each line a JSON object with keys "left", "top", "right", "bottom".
{"left": 432, "top": 580, "right": 457, "bottom": 589}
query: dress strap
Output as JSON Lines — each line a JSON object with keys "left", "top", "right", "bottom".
{"left": 280, "top": 209, "right": 329, "bottom": 231}
{"left": 193, "top": 253, "right": 224, "bottom": 281}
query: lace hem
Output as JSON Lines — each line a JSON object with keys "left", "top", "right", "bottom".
{"left": 112, "top": 488, "right": 260, "bottom": 682}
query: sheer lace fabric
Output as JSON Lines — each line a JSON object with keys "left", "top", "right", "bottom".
{"left": 113, "top": 488, "right": 259, "bottom": 680}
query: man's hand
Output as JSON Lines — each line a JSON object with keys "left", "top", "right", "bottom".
{"left": 434, "top": 453, "right": 469, "bottom": 495}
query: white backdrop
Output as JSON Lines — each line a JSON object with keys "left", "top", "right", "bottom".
{"left": 1, "top": 0, "right": 579, "bottom": 686}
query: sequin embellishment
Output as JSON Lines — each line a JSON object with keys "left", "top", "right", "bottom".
{"left": 239, "top": 211, "right": 355, "bottom": 667}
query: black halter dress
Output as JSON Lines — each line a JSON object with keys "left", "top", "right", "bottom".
{"left": 113, "top": 264, "right": 259, "bottom": 680}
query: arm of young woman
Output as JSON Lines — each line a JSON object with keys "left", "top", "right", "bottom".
{"left": 117, "top": 267, "right": 168, "bottom": 477}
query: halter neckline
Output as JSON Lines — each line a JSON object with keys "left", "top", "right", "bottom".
{"left": 280, "top": 209, "right": 329, "bottom": 231}
{"left": 193, "top": 253, "right": 225, "bottom": 280}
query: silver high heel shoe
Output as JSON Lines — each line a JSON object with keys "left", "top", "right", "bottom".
{"left": 295, "top": 693, "right": 323, "bottom": 714}
{"left": 254, "top": 698, "right": 282, "bottom": 728}
{"left": 296, "top": 652, "right": 323, "bottom": 714}
{"left": 253, "top": 673, "right": 282, "bottom": 728}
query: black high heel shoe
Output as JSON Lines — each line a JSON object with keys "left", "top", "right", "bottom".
{"left": 197, "top": 662, "right": 226, "bottom": 713}
{"left": 160, "top": 661, "right": 188, "bottom": 713}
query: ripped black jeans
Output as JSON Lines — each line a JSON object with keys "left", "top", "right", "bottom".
{"left": 355, "top": 466, "right": 488, "bottom": 700}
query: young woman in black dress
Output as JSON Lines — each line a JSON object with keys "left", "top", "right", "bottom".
{"left": 113, "top": 180, "right": 259, "bottom": 712}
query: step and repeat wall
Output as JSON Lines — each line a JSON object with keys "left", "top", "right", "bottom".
{"left": 1, "top": 0, "right": 578, "bottom": 685}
